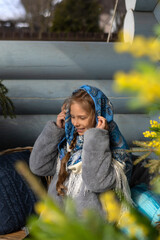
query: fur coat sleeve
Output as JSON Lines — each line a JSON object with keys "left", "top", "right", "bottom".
{"left": 29, "top": 121, "right": 65, "bottom": 176}
{"left": 82, "top": 128, "right": 116, "bottom": 193}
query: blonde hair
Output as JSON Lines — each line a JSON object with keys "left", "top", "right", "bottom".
{"left": 56, "top": 89, "right": 96, "bottom": 196}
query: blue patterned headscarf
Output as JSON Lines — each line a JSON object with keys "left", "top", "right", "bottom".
{"left": 58, "top": 85, "right": 132, "bottom": 180}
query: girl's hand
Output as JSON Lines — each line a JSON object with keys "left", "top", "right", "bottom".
{"left": 56, "top": 106, "right": 66, "bottom": 128}
{"left": 96, "top": 116, "right": 108, "bottom": 130}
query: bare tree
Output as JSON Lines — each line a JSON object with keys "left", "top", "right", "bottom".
{"left": 21, "top": 0, "right": 54, "bottom": 39}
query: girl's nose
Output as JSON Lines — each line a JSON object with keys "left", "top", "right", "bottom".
{"left": 74, "top": 119, "right": 80, "bottom": 127}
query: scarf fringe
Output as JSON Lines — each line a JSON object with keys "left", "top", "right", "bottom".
{"left": 112, "top": 158, "right": 134, "bottom": 206}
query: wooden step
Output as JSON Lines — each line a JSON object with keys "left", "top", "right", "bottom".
{"left": 0, "top": 230, "right": 26, "bottom": 240}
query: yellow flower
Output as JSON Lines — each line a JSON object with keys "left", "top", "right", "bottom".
{"left": 35, "top": 202, "right": 46, "bottom": 214}
{"left": 143, "top": 119, "right": 160, "bottom": 153}
{"left": 114, "top": 42, "right": 131, "bottom": 54}
{"left": 150, "top": 119, "right": 160, "bottom": 129}
{"left": 35, "top": 202, "right": 54, "bottom": 223}
{"left": 130, "top": 36, "right": 148, "bottom": 58}
{"left": 114, "top": 69, "right": 160, "bottom": 107}
{"left": 114, "top": 33, "right": 160, "bottom": 61}
{"left": 143, "top": 131, "right": 157, "bottom": 138}
{"left": 144, "top": 140, "right": 160, "bottom": 149}
{"left": 156, "top": 235, "right": 160, "bottom": 240}
{"left": 119, "top": 210, "right": 149, "bottom": 238}
{"left": 119, "top": 210, "right": 136, "bottom": 227}
{"left": 100, "top": 192, "right": 150, "bottom": 239}
{"left": 100, "top": 191, "right": 121, "bottom": 223}
{"left": 35, "top": 201, "right": 66, "bottom": 224}
{"left": 147, "top": 38, "right": 160, "bottom": 61}
{"left": 114, "top": 71, "right": 145, "bottom": 93}
{"left": 156, "top": 146, "right": 160, "bottom": 155}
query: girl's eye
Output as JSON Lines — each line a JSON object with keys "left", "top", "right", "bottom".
{"left": 70, "top": 115, "right": 87, "bottom": 120}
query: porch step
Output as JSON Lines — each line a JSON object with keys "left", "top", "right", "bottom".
{"left": 0, "top": 230, "right": 26, "bottom": 240}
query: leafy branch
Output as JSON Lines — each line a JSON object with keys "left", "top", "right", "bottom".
{"left": 0, "top": 80, "right": 15, "bottom": 118}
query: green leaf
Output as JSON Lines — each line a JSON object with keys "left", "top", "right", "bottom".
{"left": 154, "top": 24, "right": 160, "bottom": 36}
{"left": 150, "top": 176, "right": 160, "bottom": 194}
{"left": 134, "top": 152, "right": 151, "bottom": 165}
{"left": 0, "top": 80, "right": 16, "bottom": 118}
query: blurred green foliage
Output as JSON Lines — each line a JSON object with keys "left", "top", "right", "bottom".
{"left": 25, "top": 195, "right": 159, "bottom": 240}
{"left": 0, "top": 80, "right": 15, "bottom": 118}
{"left": 26, "top": 197, "right": 131, "bottom": 240}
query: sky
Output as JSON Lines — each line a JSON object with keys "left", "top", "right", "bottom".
{"left": 0, "top": 0, "right": 26, "bottom": 21}
{"left": 0, "top": 0, "right": 62, "bottom": 21}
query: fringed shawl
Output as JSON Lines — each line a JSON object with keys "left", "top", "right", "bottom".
{"left": 58, "top": 85, "right": 133, "bottom": 203}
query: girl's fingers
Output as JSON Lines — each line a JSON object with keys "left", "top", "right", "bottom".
{"left": 61, "top": 104, "right": 67, "bottom": 112}
{"left": 97, "top": 117, "right": 103, "bottom": 127}
{"left": 57, "top": 111, "right": 66, "bottom": 128}
{"left": 96, "top": 116, "right": 108, "bottom": 130}
{"left": 57, "top": 112, "right": 65, "bottom": 119}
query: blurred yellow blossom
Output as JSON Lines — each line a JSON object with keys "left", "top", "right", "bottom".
{"left": 115, "top": 32, "right": 160, "bottom": 61}
{"left": 35, "top": 200, "right": 66, "bottom": 224}
{"left": 142, "top": 118, "right": 160, "bottom": 155}
{"left": 100, "top": 191, "right": 121, "bottom": 222}
{"left": 119, "top": 210, "right": 136, "bottom": 227}
{"left": 128, "top": 36, "right": 149, "bottom": 58}
{"left": 119, "top": 210, "right": 149, "bottom": 238}
{"left": 114, "top": 28, "right": 160, "bottom": 112}
{"left": 100, "top": 191, "right": 151, "bottom": 239}
{"left": 150, "top": 120, "right": 160, "bottom": 128}
{"left": 143, "top": 131, "right": 157, "bottom": 138}
{"left": 114, "top": 66, "right": 160, "bottom": 109}
{"left": 157, "top": 235, "right": 160, "bottom": 240}
{"left": 35, "top": 201, "right": 46, "bottom": 214}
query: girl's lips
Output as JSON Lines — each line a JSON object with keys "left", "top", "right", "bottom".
{"left": 76, "top": 128, "right": 85, "bottom": 132}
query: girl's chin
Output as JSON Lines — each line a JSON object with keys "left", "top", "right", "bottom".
{"left": 77, "top": 132, "right": 84, "bottom": 135}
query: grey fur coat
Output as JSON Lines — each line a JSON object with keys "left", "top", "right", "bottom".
{"left": 30, "top": 121, "right": 124, "bottom": 216}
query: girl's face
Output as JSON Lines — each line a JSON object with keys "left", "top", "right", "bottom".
{"left": 70, "top": 102, "right": 95, "bottom": 135}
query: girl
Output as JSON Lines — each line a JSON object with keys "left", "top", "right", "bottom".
{"left": 29, "top": 85, "right": 133, "bottom": 215}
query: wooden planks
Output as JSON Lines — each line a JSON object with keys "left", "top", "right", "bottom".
{"left": 2, "top": 79, "right": 145, "bottom": 115}
{"left": 0, "top": 114, "right": 150, "bottom": 150}
{"left": 0, "top": 230, "right": 26, "bottom": 240}
{"left": 0, "top": 41, "right": 134, "bottom": 80}
{"left": 0, "top": 42, "right": 153, "bottom": 151}
{"left": 123, "top": 10, "right": 158, "bottom": 42}
{"left": 154, "top": 1, "right": 160, "bottom": 24}
{"left": 125, "top": 0, "right": 158, "bottom": 11}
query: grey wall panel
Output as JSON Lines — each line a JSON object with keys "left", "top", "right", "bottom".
{"left": 6, "top": 97, "right": 142, "bottom": 115}
{"left": 3, "top": 79, "right": 126, "bottom": 98}
{"left": 0, "top": 41, "right": 135, "bottom": 80}
{"left": 123, "top": 9, "right": 160, "bottom": 42}
{"left": 2, "top": 79, "right": 144, "bottom": 115}
{"left": 0, "top": 42, "right": 151, "bottom": 152}
{"left": 154, "top": 1, "right": 160, "bottom": 24}
{"left": 0, "top": 115, "right": 55, "bottom": 151}
{"left": 0, "top": 114, "right": 150, "bottom": 151}
{"left": 135, "top": 0, "right": 158, "bottom": 11}
{"left": 125, "top": 0, "right": 158, "bottom": 11}
{"left": 114, "top": 114, "right": 150, "bottom": 146}
{"left": 134, "top": 12, "right": 158, "bottom": 38}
